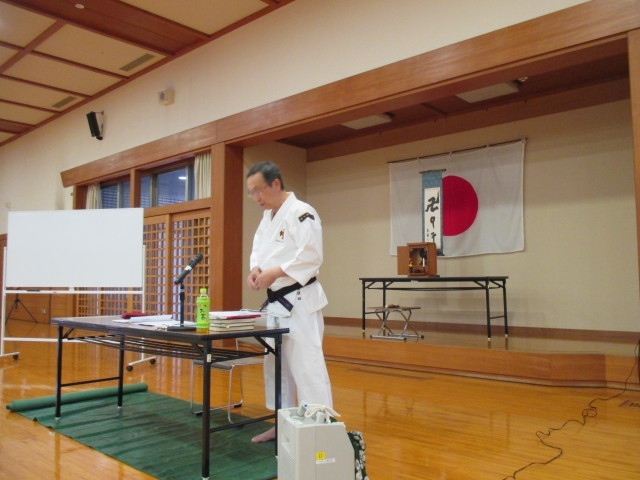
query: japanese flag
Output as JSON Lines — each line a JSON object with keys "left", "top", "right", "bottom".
{"left": 428, "top": 141, "right": 524, "bottom": 257}
{"left": 390, "top": 140, "right": 524, "bottom": 257}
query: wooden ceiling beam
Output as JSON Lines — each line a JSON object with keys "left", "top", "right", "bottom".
{"left": 420, "top": 103, "right": 447, "bottom": 116}
{"left": 0, "top": 98, "right": 58, "bottom": 113}
{"left": 0, "top": 40, "right": 22, "bottom": 51}
{"left": 29, "top": 51, "right": 127, "bottom": 79}
{"left": 0, "top": 21, "right": 64, "bottom": 75}
{"left": 0, "top": 74, "right": 89, "bottom": 98}
{"left": 0, "top": 118, "right": 33, "bottom": 134}
{"left": 306, "top": 77, "right": 631, "bottom": 162}
{"left": 2, "top": 0, "right": 204, "bottom": 55}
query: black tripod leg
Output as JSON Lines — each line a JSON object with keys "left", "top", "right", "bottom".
{"left": 6, "top": 296, "right": 39, "bottom": 323}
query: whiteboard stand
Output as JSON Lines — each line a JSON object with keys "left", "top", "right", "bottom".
{"left": 126, "top": 251, "right": 156, "bottom": 371}
{"left": 1, "top": 245, "right": 153, "bottom": 369}
{"left": 1, "top": 247, "right": 19, "bottom": 359}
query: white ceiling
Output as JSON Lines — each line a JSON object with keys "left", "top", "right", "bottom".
{"left": 0, "top": 0, "right": 291, "bottom": 146}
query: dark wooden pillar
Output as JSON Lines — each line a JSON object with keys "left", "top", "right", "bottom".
{"left": 72, "top": 185, "right": 88, "bottom": 210}
{"left": 129, "top": 168, "right": 142, "bottom": 208}
{"left": 209, "top": 143, "right": 243, "bottom": 310}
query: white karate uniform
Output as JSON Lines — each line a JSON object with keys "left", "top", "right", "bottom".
{"left": 250, "top": 192, "right": 333, "bottom": 410}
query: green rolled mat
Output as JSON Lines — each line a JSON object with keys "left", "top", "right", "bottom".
{"left": 6, "top": 383, "right": 148, "bottom": 412}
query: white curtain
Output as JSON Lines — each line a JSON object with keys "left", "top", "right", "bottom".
{"left": 86, "top": 183, "right": 102, "bottom": 209}
{"left": 194, "top": 151, "right": 212, "bottom": 199}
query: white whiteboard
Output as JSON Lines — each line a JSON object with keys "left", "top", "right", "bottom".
{"left": 7, "top": 209, "right": 144, "bottom": 288}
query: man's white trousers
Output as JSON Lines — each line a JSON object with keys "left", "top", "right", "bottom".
{"left": 263, "top": 297, "right": 333, "bottom": 410}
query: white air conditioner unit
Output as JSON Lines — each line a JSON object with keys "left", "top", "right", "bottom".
{"left": 158, "top": 88, "right": 174, "bottom": 106}
{"left": 278, "top": 407, "right": 355, "bottom": 480}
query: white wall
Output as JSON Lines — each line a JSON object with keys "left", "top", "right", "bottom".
{"left": 309, "top": 100, "right": 639, "bottom": 332}
{"left": 0, "top": 0, "right": 587, "bottom": 233}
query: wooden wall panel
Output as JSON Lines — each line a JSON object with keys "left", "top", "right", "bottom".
{"left": 50, "top": 294, "right": 74, "bottom": 318}
{"left": 4, "top": 294, "right": 49, "bottom": 323}
{"left": 61, "top": 123, "right": 217, "bottom": 187}
{"left": 324, "top": 336, "right": 610, "bottom": 385}
{"left": 630, "top": 29, "right": 640, "bottom": 297}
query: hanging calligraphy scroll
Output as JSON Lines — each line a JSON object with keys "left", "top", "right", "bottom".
{"left": 421, "top": 170, "right": 443, "bottom": 255}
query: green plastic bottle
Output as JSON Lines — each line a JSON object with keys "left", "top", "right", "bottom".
{"left": 196, "top": 287, "right": 210, "bottom": 331}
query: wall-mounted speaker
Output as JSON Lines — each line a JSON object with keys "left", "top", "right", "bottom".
{"left": 86, "top": 111, "right": 103, "bottom": 140}
{"left": 158, "top": 88, "right": 174, "bottom": 106}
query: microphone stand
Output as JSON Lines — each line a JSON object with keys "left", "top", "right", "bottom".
{"left": 167, "top": 280, "right": 196, "bottom": 331}
{"left": 167, "top": 253, "right": 201, "bottom": 331}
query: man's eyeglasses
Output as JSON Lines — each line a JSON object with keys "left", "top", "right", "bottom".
{"left": 247, "top": 183, "right": 271, "bottom": 198}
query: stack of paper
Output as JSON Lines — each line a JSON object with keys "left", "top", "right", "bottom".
{"left": 208, "top": 311, "right": 262, "bottom": 332}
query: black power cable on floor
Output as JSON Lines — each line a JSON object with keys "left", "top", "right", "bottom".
{"left": 503, "top": 339, "right": 640, "bottom": 480}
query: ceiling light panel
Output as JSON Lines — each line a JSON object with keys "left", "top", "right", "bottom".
{"left": 35, "top": 25, "right": 165, "bottom": 76}
{"left": 456, "top": 82, "right": 519, "bottom": 103}
{"left": 122, "top": 0, "right": 266, "bottom": 35}
{"left": 0, "top": 102, "right": 54, "bottom": 125}
{"left": 5, "top": 55, "right": 120, "bottom": 96}
{"left": 0, "top": 77, "right": 82, "bottom": 109}
{"left": 342, "top": 114, "right": 393, "bottom": 130}
{"left": 0, "top": 2, "right": 56, "bottom": 47}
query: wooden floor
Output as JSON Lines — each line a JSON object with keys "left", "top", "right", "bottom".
{"left": 2, "top": 319, "right": 640, "bottom": 479}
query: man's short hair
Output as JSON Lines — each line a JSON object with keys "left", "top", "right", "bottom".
{"left": 247, "top": 161, "right": 285, "bottom": 190}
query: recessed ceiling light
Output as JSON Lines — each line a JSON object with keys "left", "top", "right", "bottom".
{"left": 75, "top": 4, "right": 85, "bottom": 9}
{"left": 341, "top": 113, "right": 393, "bottom": 130}
{"left": 456, "top": 82, "right": 519, "bottom": 103}
{"left": 178, "top": 176, "right": 187, "bottom": 180}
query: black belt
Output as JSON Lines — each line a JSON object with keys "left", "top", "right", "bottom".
{"left": 261, "top": 277, "right": 317, "bottom": 312}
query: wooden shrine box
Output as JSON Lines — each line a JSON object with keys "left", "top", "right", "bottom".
{"left": 397, "top": 242, "right": 437, "bottom": 277}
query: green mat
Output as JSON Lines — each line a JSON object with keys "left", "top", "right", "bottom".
{"left": 6, "top": 383, "right": 149, "bottom": 412}
{"left": 11, "top": 389, "right": 277, "bottom": 480}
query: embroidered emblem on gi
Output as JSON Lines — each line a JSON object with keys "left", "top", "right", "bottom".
{"left": 298, "top": 212, "right": 315, "bottom": 222}
{"left": 279, "top": 229, "right": 285, "bottom": 241}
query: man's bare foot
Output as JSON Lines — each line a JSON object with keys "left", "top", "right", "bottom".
{"left": 251, "top": 426, "right": 276, "bottom": 443}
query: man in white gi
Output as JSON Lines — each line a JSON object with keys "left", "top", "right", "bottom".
{"left": 246, "top": 161, "right": 333, "bottom": 443}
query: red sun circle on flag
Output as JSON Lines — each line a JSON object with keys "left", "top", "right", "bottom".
{"left": 442, "top": 175, "right": 478, "bottom": 236}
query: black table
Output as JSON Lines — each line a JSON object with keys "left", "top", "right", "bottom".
{"left": 51, "top": 316, "right": 288, "bottom": 480}
{"left": 360, "top": 277, "right": 508, "bottom": 340}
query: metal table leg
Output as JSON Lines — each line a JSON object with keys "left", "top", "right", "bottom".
{"left": 485, "top": 281, "right": 492, "bottom": 341}
{"left": 202, "top": 341, "right": 211, "bottom": 480}
{"left": 55, "top": 326, "right": 63, "bottom": 419}
{"left": 502, "top": 281, "right": 509, "bottom": 338}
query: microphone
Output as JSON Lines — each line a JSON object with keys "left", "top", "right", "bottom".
{"left": 174, "top": 253, "right": 203, "bottom": 284}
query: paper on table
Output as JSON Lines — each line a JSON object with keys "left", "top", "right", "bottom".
{"left": 136, "top": 320, "right": 196, "bottom": 327}
{"left": 129, "top": 315, "right": 173, "bottom": 324}
{"left": 209, "top": 311, "right": 262, "bottom": 320}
